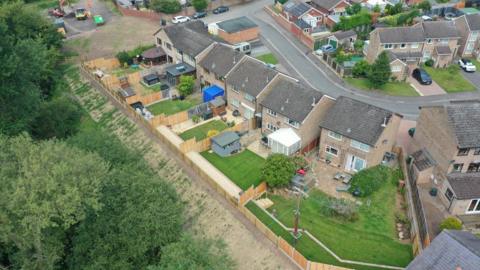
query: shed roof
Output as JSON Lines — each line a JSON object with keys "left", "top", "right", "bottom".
{"left": 142, "top": 47, "right": 165, "bottom": 59}
{"left": 198, "top": 43, "right": 244, "bottom": 78}
{"left": 411, "top": 149, "right": 436, "bottom": 171}
{"left": 295, "top": 19, "right": 311, "bottom": 29}
{"left": 217, "top": 16, "right": 258, "bottom": 33}
{"left": 165, "top": 62, "right": 195, "bottom": 76}
{"left": 332, "top": 30, "right": 357, "bottom": 40}
{"left": 447, "top": 173, "right": 480, "bottom": 200}
{"left": 211, "top": 131, "right": 240, "bottom": 147}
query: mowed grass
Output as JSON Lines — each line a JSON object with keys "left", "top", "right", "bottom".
{"left": 424, "top": 66, "right": 476, "bottom": 93}
{"left": 147, "top": 97, "right": 199, "bottom": 116}
{"left": 201, "top": 150, "right": 265, "bottom": 190}
{"left": 256, "top": 53, "right": 278, "bottom": 65}
{"left": 179, "top": 120, "right": 227, "bottom": 141}
{"left": 266, "top": 169, "right": 413, "bottom": 267}
{"left": 345, "top": 77, "right": 419, "bottom": 96}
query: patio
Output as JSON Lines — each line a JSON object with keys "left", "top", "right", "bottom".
{"left": 309, "top": 159, "right": 356, "bottom": 201}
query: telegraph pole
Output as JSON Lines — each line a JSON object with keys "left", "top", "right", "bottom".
{"left": 293, "top": 190, "right": 301, "bottom": 246}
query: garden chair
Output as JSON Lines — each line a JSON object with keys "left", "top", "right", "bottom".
{"left": 336, "top": 184, "right": 351, "bottom": 192}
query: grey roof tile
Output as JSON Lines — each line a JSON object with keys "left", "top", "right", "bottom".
{"left": 284, "top": 1, "right": 311, "bottom": 17}
{"left": 311, "top": 0, "right": 345, "bottom": 11}
{"left": 446, "top": 101, "right": 480, "bottom": 148}
{"left": 435, "top": 45, "right": 452, "bottom": 55}
{"left": 320, "top": 96, "right": 399, "bottom": 146}
{"left": 422, "top": 21, "right": 459, "bottom": 39}
{"left": 466, "top": 14, "right": 480, "bottom": 31}
{"left": 199, "top": 43, "right": 244, "bottom": 78}
{"left": 163, "top": 21, "right": 214, "bottom": 57}
{"left": 447, "top": 173, "right": 480, "bottom": 200}
{"left": 377, "top": 25, "right": 425, "bottom": 43}
{"left": 217, "top": 16, "right": 258, "bottom": 33}
{"left": 332, "top": 30, "right": 357, "bottom": 40}
{"left": 211, "top": 131, "right": 239, "bottom": 147}
{"left": 295, "top": 19, "right": 311, "bottom": 29}
{"left": 226, "top": 57, "right": 278, "bottom": 97}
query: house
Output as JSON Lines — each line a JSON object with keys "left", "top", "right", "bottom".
{"left": 319, "top": 96, "right": 402, "bottom": 173}
{"left": 310, "top": 0, "right": 350, "bottom": 17}
{"left": 261, "top": 75, "right": 335, "bottom": 153}
{"left": 282, "top": 0, "right": 324, "bottom": 31}
{"left": 406, "top": 230, "right": 480, "bottom": 270}
{"left": 216, "top": 16, "right": 259, "bottom": 45}
{"left": 454, "top": 13, "right": 480, "bottom": 58}
{"left": 225, "top": 56, "right": 279, "bottom": 120}
{"left": 421, "top": 21, "right": 460, "bottom": 67}
{"left": 211, "top": 131, "right": 241, "bottom": 157}
{"left": 411, "top": 101, "right": 480, "bottom": 227}
{"left": 197, "top": 43, "right": 245, "bottom": 90}
{"left": 327, "top": 30, "right": 357, "bottom": 50}
{"left": 153, "top": 21, "right": 214, "bottom": 67}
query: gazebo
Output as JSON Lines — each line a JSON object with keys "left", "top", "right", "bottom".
{"left": 141, "top": 47, "right": 166, "bottom": 66}
{"left": 267, "top": 128, "right": 301, "bottom": 156}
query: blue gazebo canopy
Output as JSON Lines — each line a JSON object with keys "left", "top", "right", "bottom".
{"left": 203, "top": 85, "right": 224, "bottom": 103}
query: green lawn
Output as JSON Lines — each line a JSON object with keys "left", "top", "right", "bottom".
{"left": 256, "top": 53, "right": 278, "bottom": 65}
{"left": 147, "top": 97, "right": 199, "bottom": 116}
{"left": 345, "top": 78, "right": 419, "bottom": 96}
{"left": 111, "top": 66, "right": 141, "bottom": 77}
{"left": 424, "top": 66, "right": 476, "bottom": 93}
{"left": 201, "top": 150, "right": 265, "bottom": 190}
{"left": 179, "top": 120, "right": 227, "bottom": 141}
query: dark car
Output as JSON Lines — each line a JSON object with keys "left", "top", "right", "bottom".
{"left": 412, "top": 68, "right": 432, "bottom": 85}
{"left": 192, "top": 11, "right": 207, "bottom": 19}
{"left": 213, "top": 6, "right": 229, "bottom": 14}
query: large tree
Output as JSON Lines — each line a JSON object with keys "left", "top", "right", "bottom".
{"left": 192, "top": 0, "right": 208, "bottom": 11}
{"left": 150, "top": 0, "right": 181, "bottom": 14}
{"left": 262, "top": 154, "right": 296, "bottom": 187}
{"left": 367, "top": 51, "right": 391, "bottom": 89}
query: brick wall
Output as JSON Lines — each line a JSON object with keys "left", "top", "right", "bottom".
{"left": 218, "top": 27, "right": 260, "bottom": 44}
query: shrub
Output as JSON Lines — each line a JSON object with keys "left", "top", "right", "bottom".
{"left": 291, "top": 156, "right": 308, "bottom": 170}
{"left": 440, "top": 217, "right": 462, "bottom": 231}
{"left": 352, "top": 60, "right": 370, "bottom": 78}
{"left": 349, "top": 165, "right": 392, "bottom": 197}
{"left": 177, "top": 75, "right": 195, "bottom": 96}
{"left": 311, "top": 193, "right": 358, "bottom": 221}
{"left": 116, "top": 51, "right": 131, "bottom": 66}
{"left": 150, "top": 0, "right": 181, "bottom": 14}
{"left": 334, "top": 12, "right": 371, "bottom": 31}
{"left": 424, "top": 59, "right": 434, "bottom": 67}
{"left": 192, "top": 115, "right": 201, "bottom": 123}
{"left": 192, "top": 0, "right": 208, "bottom": 11}
{"left": 207, "top": 129, "right": 219, "bottom": 137}
{"left": 367, "top": 51, "right": 391, "bottom": 88}
{"left": 395, "top": 211, "right": 409, "bottom": 224}
{"left": 116, "top": 44, "right": 155, "bottom": 66}
{"left": 262, "top": 154, "right": 296, "bottom": 188}
{"left": 417, "top": 0, "right": 431, "bottom": 11}
{"left": 353, "top": 39, "right": 364, "bottom": 52}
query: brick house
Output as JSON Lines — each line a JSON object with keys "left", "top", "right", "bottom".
{"left": 153, "top": 21, "right": 214, "bottom": 67}
{"left": 216, "top": 16, "right": 259, "bottom": 44}
{"left": 410, "top": 101, "right": 480, "bottom": 226}
{"left": 421, "top": 21, "right": 460, "bottom": 68}
{"left": 282, "top": 0, "right": 324, "bottom": 32}
{"left": 454, "top": 14, "right": 480, "bottom": 58}
{"left": 260, "top": 75, "right": 335, "bottom": 153}
{"left": 196, "top": 43, "right": 245, "bottom": 91}
{"left": 310, "top": 0, "right": 350, "bottom": 28}
{"left": 224, "top": 56, "right": 279, "bottom": 120}
{"left": 318, "top": 96, "right": 402, "bottom": 173}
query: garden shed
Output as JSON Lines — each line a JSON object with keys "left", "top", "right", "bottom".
{"left": 267, "top": 128, "right": 301, "bottom": 156}
{"left": 209, "top": 96, "right": 226, "bottom": 116}
{"left": 141, "top": 47, "right": 166, "bottom": 65}
{"left": 211, "top": 131, "right": 241, "bottom": 157}
{"left": 165, "top": 63, "right": 196, "bottom": 85}
{"left": 143, "top": 74, "right": 160, "bottom": 85}
{"left": 202, "top": 85, "right": 224, "bottom": 102}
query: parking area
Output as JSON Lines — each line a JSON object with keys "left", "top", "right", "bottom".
{"left": 407, "top": 76, "right": 446, "bottom": 96}
{"left": 58, "top": 0, "right": 114, "bottom": 37}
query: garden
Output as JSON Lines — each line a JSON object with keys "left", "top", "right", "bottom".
{"left": 179, "top": 120, "right": 228, "bottom": 141}
{"left": 423, "top": 66, "right": 476, "bottom": 93}
{"left": 201, "top": 149, "right": 266, "bottom": 190}
{"left": 256, "top": 53, "right": 278, "bottom": 65}
{"left": 147, "top": 96, "right": 200, "bottom": 116}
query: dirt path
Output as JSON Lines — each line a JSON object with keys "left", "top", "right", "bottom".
{"left": 67, "top": 65, "right": 298, "bottom": 270}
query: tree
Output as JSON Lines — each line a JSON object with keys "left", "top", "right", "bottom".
{"left": 386, "top": 3, "right": 403, "bottom": 15}
{"left": 352, "top": 60, "right": 370, "bottom": 78}
{"left": 367, "top": 51, "right": 391, "bottom": 88}
{"left": 262, "top": 154, "right": 296, "bottom": 187}
{"left": 439, "top": 217, "right": 463, "bottom": 231}
{"left": 192, "top": 0, "right": 208, "bottom": 11}
{"left": 373, "top": 4, "right": 381, "bottom": 13}
{"left": 0, "top": 135, "right": 107, "bottom": 269}
{"left": 150, "top": 0, "right": 181, "bottom": 14}
{"left": 149, "top": 235, "right": 235, "bottom": 270}
{"left": 177, "top": 75, "right": 195, "bottom": 96}
{"left": 417, "top": 0, "right": 431, "bottom": 11}
{"left": 346, "top": 3, "right": 361, "bottom": 15}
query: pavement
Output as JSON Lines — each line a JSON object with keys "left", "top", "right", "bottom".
{"left": 407, "top": 77, "right": 446, "bottom": 96}
{"left": 461, "top": 69, "right": 480, "bottom": 87}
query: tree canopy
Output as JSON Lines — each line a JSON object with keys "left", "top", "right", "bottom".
{"left": 192, "top": 0, "right": 208, "bottom": 11}
{"left": 262, "top": 154, "right": 296, "bottom": 187}
{"left": 150, "top": 0, "right": 182, "bottom": 14}
{"left": 367, "top": 51, "right": 391, "bottom": 88}
{"left": 177, "top": 75, "right": 195, "bottom": 96}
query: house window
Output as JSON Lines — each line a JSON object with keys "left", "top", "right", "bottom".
{"left": 474, "top": 148, "right": 480, "bottom": 155}
{"left": 458, "top": 148, "right": 469, "bottom": 156}
{"left": 469, "top": 32, "right": 478, "bottom": 41}
{"left": 411, "top": 43, "right": 419, "bottom": 49}
{"left": 245, "top": 93, "right": 255, "bottom": 102}
{"left": 452, "top": 163, "right": 464, "bottom": 172}
{"left": 326, "top": 146, "right": 339, "bottom": 156}
{"left": 285, "top": 118, "right": 300, "bottom": 129}
{"left": 427, "top": 39, "right": 432, "bottom": 44}
{"left": 156, "top": 38, "right": 162, "bottom": 46}
{"left": 351, "top": 140, "right": 370, "bottom": 152}
{"left": 166, "top": 43, "right": 172, "bottom": 50}
{"left": 467, "top": 163, "right": 480, "bottom": 173}
{"left": 328, "top": 131, "right": 343, "bottom": 141}
{"left": 439, "top": 39, "right": 449, "bottom": 45}
{"left": 445, "top": 188, "right": 454, "bottom": 202}
{"left": 400, "top": 43, "right": 406, "bottom": 49}
{"left": 267, "top": 123, "right": 278, "bottom": 131}
{"left": 384, "top": 44, "right": 393, "bottom": 49}
{"left": 391, "top": 65, "right": 402, "bottom": 72}
{"left": 231, "top": 99, "right": 240, "bottom": 108}
{"left": 467, "top": 199, "right": 480, "bottom": 213}
{"left": 231, "top": 85, "right": 239, "bottom": 93}
{"left": 303, "top": 28, "right": 309, "bottom": 33}
{"left": 267, "top": 109, "right": 277, "bottom": 117}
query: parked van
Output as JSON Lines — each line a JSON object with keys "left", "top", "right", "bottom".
{"left": 232, "top": 42, "right": 251, "bottom": 55}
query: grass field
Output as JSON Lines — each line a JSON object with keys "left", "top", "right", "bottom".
{"left": 424, "top": 66, "right": 476, "bottom": 93}
{"left": 256, "top": 53, "right": 279, "bottom": 65}
{"left": 179, "top": 120, "right": 227, "bottom": 141}
{"left": 147, "top": 97, "right": 199, "bottom": 116}
{"left": 345, "top": 78, "right": 419, "bottom": 96}
{"left": 201, "top": 150, "right": 265, "bottom": 190}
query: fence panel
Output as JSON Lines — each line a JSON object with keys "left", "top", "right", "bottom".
{"left": 293, "top": 249, "right": 308, "bottom": 270}
{"left": 278, "top": 238, "right": 294, "bottom": 257}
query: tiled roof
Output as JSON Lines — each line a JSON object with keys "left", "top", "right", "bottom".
{"left": 211, "top": 131, "right": 240, "bottom": 147}
{"left": 284, "top": 0, "right": 311, "bottom": 17}
{"left": 295, "top": 19, "right": 311, "bottom": 29}
{"left": 163, "top": 21, "right": 214, "bottom": 57}
{"left": 447, "top": 173, "right": 480, "bottom": 200}
{"left": 422, "top": 21, "right": 459, "bottom": 39}
{"left": 332, "top": 30, "right": 356, "bottom": 40}
{"left": 465, "top": 13, "right": 480, "bottom": 31}
{"left": 377, "top": 25, "right": 425, "bottom": 43}
{"left": 435, "top": 45, "right": 452, "bottom": 55}
{"left": 320, "top": 96, "right": 399, "bottom": 146}
{"left": 446, "top": 101, "right": 480, "bottom": 148}
{"left": 311, "top": 0, "right": 346, "bottom": 11}
{"left": 199, "top": 43, "right": 244, "bottom": 78}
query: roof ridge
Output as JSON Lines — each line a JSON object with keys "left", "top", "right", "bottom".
{"left": 445, "top": 230, "right": 480, "bottom": 257}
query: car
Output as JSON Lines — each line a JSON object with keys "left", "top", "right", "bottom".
{"left": 458, "top": 58, "right": 476, "bottom": 72}
{"left": 75, "top": 8, "right": 87, "bottom": 20}
{"left": 213, "top": 6, "right": 229, "bottom": 14}
{"left": 321, "top": 44, "right": 336, "bottom": 54}
{"left": 192, "top": 11, "right": 207, "bottom": 19}
{"left": 412, "top": 68, "right": 432, "bottom": 85}
{"left": 171, "top": 16, "right": 190, "bottom": 24}
{"left": 444, "top": 12, "right": 456, "bottom": 21}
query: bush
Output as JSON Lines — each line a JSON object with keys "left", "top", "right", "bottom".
{"left": 192, "top": 0, "right": 208, "bottom": 11}
{"left": 116, "top": 44, "right": 155, "bottom": 66}
{"left": 349, "top": 165, "right": 392, "bottom": 197}
{"left": 177, "top": 75, "right": 195, "bottom": 96}
{"left": 352, "top": 60, "right": 370, "bottom": 78}
{"left": 334, "top": 12, "right": 371, "bottom": 31}
{"left": 262, "top": 154, "right": 296, "bottom": 188}
{"left": 417, "top": 0, "right": 431, "bottom": 11}
{"left": 192, "top": 115, "right": 201, "bottom": 123}
{"left": 353, "top": 39, "right": 364, "bottom": 52}
{"left": 311, "top": 193, "right": 358, "bottom": 221}
{"left": 150, "top": 0, "right": 181, "bottom": 14}
{"left": 207, "top": 129, "right": 219, "bottom": 137}
{"left": 440, "top": 217, "right": 462, "bottom": 231}
{"left": 424, "top": 59, "right": 434, "bottom": 67}
{"left": 291, "top": 156, "right": 308, "bottom": 170}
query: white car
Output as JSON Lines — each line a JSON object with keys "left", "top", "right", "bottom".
{"left": 459, "top": 58, "right": 476, "bottom": 72}
{"left": 171, "top": 16, "right": 190, "bottom": 24}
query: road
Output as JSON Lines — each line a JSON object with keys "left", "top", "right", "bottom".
{"left": 202, "top": 0, "right": 480, "bottom": 119}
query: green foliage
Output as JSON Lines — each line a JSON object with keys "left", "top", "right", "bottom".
{"left": 150, "top": 0, "right": 181, "bottom": 14}
{"left": 424, "top": 58, "right": 434, "bottom": 67}
{"left": 177, "top": 75, "right": 195, "bottom": 96}
{"left": 334, "top": 12, "right": 371, "bottom": 31}
{"left": 291, "top": 156, "right": 308, "bottom": 170}
{"left": 367, "top": 51, "right": 391, "bottom": 88}
{"left": 116, "top": 44, "right": 155, "bottom": 66}
{"left": 192, "top": 0, "right": 208, "bottom": 11}
{"left": 439, "top": 217, "right": 463, "bottom": 231}
{"left": 353, "top": 39, "right": 364, "bottom": 52}
{"left": 381, "top": 9, "right": 420, "bottom": 26}
{"left": 346, "top": 3, "right": 361, "bottom": 15}
{"left": 417, "top": 0, "right": 431, "bottom": 11}
{"left": 385, "top": 3, "right": 403, "bottom": 15}
{"left": 262, "top": 154, "right": 296, "bottom": 187}
{"left": 352, "top": 60, "right": 370, "bottom": 78}
{"left": 308, "top": 193, "right": 359, "bottom": 221}
{"left": 149, "top": 235, "right": 236, "bottom": 270}
{"left": 373, "top": 4, "right": 381, "bottom": 13}
{"left": 349, "top": 165, "right": 392, "bottom": 197}
{"left": 0, "top": 135, "right": 107, "bottom": 269}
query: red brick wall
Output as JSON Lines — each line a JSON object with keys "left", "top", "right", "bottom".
{"left": 217, "top": 27, "right": 260, "bottom": 44}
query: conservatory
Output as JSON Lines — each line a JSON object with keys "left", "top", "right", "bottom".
{"left": 267, "top": 128, "right": 301, "bottom": 156}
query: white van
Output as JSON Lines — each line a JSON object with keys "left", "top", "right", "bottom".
{"left": 232, "top": 42, "right": 251, "bottom": 55}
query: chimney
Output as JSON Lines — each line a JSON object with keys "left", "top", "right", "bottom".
{"left": 245, "top": 76, "right": 249, "bottom": 82}
{"left": 281, "top": 106, "right": 284, "bottom": 111}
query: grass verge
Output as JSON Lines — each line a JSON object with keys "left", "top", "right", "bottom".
{"left": 256, "top": 53, "right": 278, "bottom": 65}
{"left": 345, "top": 77, "right": 419, "bottom": 96}
{"left": 424, "top": 66, "right": 476, "bottom": 93}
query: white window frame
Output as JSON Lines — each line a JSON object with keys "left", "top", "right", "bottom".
{"left": 427, "top": 39, "right": 432, "bottom": 44}
{"left": 245, "top": 93, "right": 255, "bottom": 102}
{"left": 267, "top": 108, "right": 277, "bottom": 117}
{"left": 231, "top": 99, "right": 240, "bottom": 108}
{"left": 231, "top": 85, "right": 239, "bottom": 94}
{"left": 391, "top": 65, "right": 402, "bottom": 72}
{"left": 285, "top": 118, "right": 300, "bottom": 129}
{"left": 439, "top": 38, "right": 449, "bottom": 45}
{"left": 411, "top": 43, "right": 419, "bottom": 49}
{"left": 325, "top": 145, "right": 339, "bottom": 156}
{"left": 350, "top": 140, "right": 370, "bottom": 152}
{"left": 467, "top": 199, "right": 480, "bottom": 214}
{"left": 384, "top": 44, "right": 393, "bottom": 49}
{"left": 328, "top": 131, "right": 343, "bottom": 141}
{"left": 267, "top": 123, "right": 278, "bottom": 132}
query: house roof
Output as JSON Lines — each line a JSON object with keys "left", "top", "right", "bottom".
{"left": 406, "top": 230, "right": 480, "bottom": 270}
{"left": 320, "top": 96, "right": 398, "bottom": 146}
{"left": 162, "top": 21, "right": 214, "bottom": 57}
{"left": 332, "top": 30, "right": 357, "bottom": 40}
{"left": 199, "top": 43, "right": 244, "bottom": 78}
{"left": 421, "top": 21, "right": 459, "bottom": 39}
{"left": 284, "top": 0, "right": 311, "bottom": 17}
{"left": 217, "top": 16, "right": 258, "bottom": 34}
{"left": 445, "top": 101, "right": 480, "bottom": 148}
{"left": 211, "top": 131, "right": 240, "bottom": 147}
{"left": 311, "top": 0, "right": 346, "bottom": 11}
{"left": 465, "top": 13, "right": 480, "bottom": 31}
{"left": 295, "top": 19, "right": 311, "bottom": 29}
{"left": 411, "top": 149, "right": 436, "bottom": 171}
{"left": 267, "top": 128, "right": 301, "bottom": 147}
{"left": 377, "top": 25, "right": 425, "bottom": 43}
{"left": 447, "top": 173, "right": 480, "bottom": 200}
{"left": 261, "top": 76, "right": 324, "bottom": 123}
{"left": 226, "top": 56, "right": 278, "bottom": 97}
{"left": 142, "top": 47, "right": 165, "bottom": 59}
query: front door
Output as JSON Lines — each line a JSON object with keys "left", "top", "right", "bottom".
{"left": 345, "top": 154, "right": 366, "bottom": 172}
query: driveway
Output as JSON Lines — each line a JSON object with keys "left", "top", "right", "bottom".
{"left": 461, "top": 69, "right": 480, "bottom": 90}
{"left": 407, "top": 77, "right": 446, "bottom": 96}
{"left": 62, "top": 0, "right": 114, "bottom": 37}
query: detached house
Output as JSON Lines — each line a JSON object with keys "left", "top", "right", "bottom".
{"left": 319, "top": 96, "right": 402, "bottom": 173}
{"left": 261, "top": 75, "right": 335, "bottom": 154}
{"left": 454, "top": 13, "right": 480, "bottom": 58}
{"left": 282, "top": 0, "right": 324, "bottom": 31}
{"left": 310, "top": 0, "right": 350, "bottom": 27}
